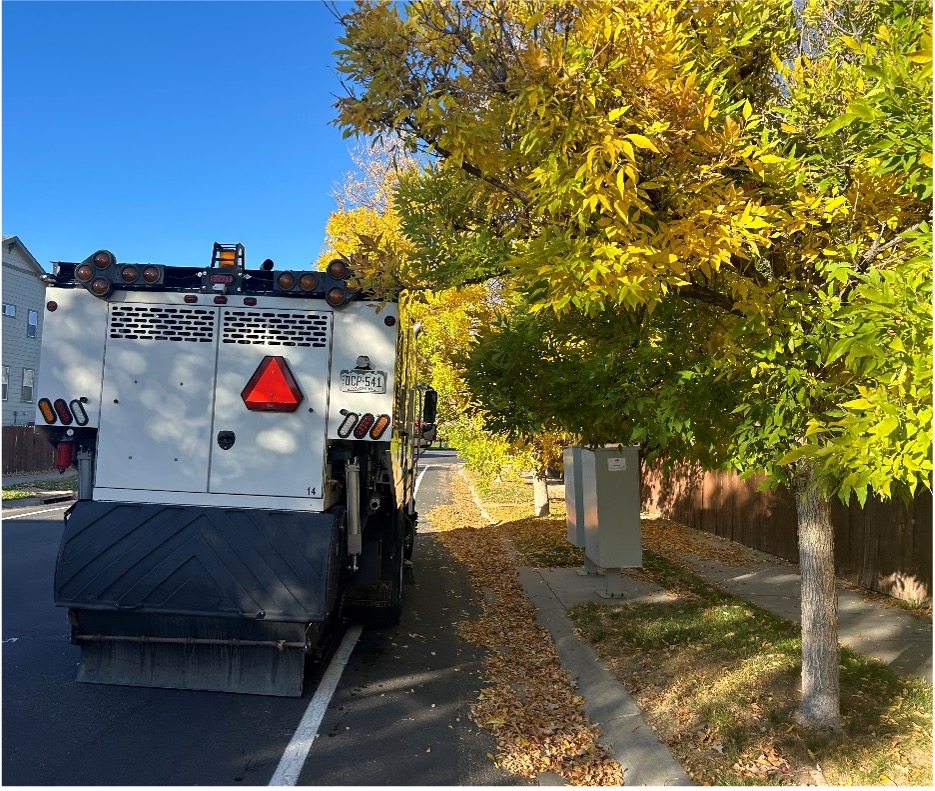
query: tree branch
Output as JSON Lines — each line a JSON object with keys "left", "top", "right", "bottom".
{"left": 677, "top": 283, "right": 743, "bottom": 316}
{"left": 860, "top": 218, "right": 925, "bottom": 269}
{"left": 411, "top": 123, "right": 532, "bottom": 206}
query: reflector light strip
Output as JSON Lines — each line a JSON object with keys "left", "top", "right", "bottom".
{"left": 353, "top": 413, "right": 375, "bottom": 439}
{"left": 369, "top": 414, "right": 391, "bottom": 440}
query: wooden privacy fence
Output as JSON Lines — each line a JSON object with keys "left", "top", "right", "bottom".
{"left": 642, "top": 460, "right": 932, "bottom": 603}
{"left": 2, "top": 425, "right": 56, "bottom": 475}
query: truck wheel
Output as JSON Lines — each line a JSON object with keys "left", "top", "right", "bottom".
{"left": 379, "top": 512, "right": 406, "bottom": 625}
{"left": 403, "top": 513, "right": 415, "bottom": 561}
{"left": 351, "top": 561, "right": 401, "bottom": 627}
{"left": 379, "top": 534, "right": 404, "bottom": 626}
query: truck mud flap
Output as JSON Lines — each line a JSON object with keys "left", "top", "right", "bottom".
{"left": 54, "top": 501, "right": 343, "bottom": 696}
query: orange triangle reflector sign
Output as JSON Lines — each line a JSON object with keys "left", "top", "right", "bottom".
{"left": 241, "top": 356, "right": 304, "bottom": 412}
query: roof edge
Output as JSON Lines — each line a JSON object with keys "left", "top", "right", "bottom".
{"left": 2, "top": 236, "right": 46, "bottom": 275}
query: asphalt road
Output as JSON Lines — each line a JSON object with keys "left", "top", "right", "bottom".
{"left": 1, "top": 449, "right": 520, "bottom": 786}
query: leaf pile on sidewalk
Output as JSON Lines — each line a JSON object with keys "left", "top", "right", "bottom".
{"left": 642, "top": 516, "right": 774, "bottom": 567}
{"left": 426, "top": 473, "right": 623, "bottom": 785}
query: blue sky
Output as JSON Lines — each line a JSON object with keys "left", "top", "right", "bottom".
{"left": 3, "top": 0, "right": 361, "bottom": 272}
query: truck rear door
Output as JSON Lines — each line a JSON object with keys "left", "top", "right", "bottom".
{"left": 95, "top": 303, "right": 218, "bottom": 493}
{"left": 208, "top": 307, "right": 331, "bottom": 499}
{"left": 94, "top": 301, "right": 332, "bottom": 503}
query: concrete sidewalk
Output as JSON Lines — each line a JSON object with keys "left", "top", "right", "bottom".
{"left": 514, "top": 527, "right": 931, "bottom": 787}
{"left": 518, "top": 564, "right": 692, "bottom": 786}
{"left": 528, "top": 545, "right": 932, "bottom": 682}
{"left": 670, "top": 544, "right": 932, "bottom": 681}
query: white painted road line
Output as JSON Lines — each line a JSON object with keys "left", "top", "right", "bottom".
{"left": 414, "top": 464, "right": 432, "bottom": 500}
{"left": 2, "top": 505, "right": 70, "bottom": 520}
{"left": 268, "top": 624, "right": 363, "bottom": 786}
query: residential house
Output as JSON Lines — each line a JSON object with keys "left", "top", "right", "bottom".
{"left": 2, "top": 236, "right": 47, "bottom": 425}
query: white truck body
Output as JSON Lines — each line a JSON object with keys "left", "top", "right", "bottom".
{"left": 36, "top": 246, "right": 428, "bottom": 696}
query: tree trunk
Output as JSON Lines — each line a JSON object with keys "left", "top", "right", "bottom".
{"left": 533, "top": 472, "right": 550, "bottom": 517}
{"left": 790, "top": 459, "right": 841, "bottom": 730}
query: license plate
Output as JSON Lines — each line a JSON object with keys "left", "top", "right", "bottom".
{"left": 340, "top": 370, "right": 387, "bottom": 393}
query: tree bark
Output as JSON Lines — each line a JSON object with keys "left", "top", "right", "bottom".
{"left": 533, "top": 472, "right": 550, "bottom": 517}
{"left": 790, "top": 458, "right": 841, "bottom": 730}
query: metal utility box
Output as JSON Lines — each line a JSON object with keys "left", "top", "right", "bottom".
{"left": 564, "top": 446, "right": 586, "bottom": 547}
{"left": 581, "top": 446, "right": 642, "bottom": 568}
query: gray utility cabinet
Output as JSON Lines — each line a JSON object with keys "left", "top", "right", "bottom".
{"left": 564, "top": 446, "right": 586, "bottom": 548}
{"left": 581, "top": 446, "right": 642, "bottom": 568}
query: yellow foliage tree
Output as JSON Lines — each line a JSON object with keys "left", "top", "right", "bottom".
{"left": 333, "top": 0, "right": 932, "bottom": 730}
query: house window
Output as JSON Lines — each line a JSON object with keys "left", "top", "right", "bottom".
{"left": 21, "top": 368, "right": 35, "bottom": 403}
{"left": 27, "top": 309, "right": 38, "bottom": 338}
{"left": 2, "top": 366, "right": 8, "bottom": 401}
{"left": 2, "top": 303, "right": 15, "bottom": 318}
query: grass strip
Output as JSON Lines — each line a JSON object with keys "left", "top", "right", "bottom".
{"left": 2, "top": 474, "right": 78, "bottom": 501}
{"left": 488, "top": 494, "right": 932, "bottom": 786}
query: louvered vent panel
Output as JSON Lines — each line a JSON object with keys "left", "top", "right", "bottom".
{"left": 221, "top": 310, "right": 329, "bottom": 347}
{"left": 109, "top": 306, "right": 216, "bottom": 342}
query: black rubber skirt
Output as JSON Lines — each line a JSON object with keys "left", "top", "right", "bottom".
{"left": 54, "top": 500, "right": 344, "bottom": 696}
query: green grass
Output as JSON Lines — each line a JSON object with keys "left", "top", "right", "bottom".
{"left": 568, "top": 555, "right": 933, "bottom": 786}
{"left": 1, "top": 489, "right": 35, "bottom": 501}
{"left": 2, "top": 474, "right": 77, "bottom": 501}
{"left": 479, "top": 500, "right": 933, "bottom": 785}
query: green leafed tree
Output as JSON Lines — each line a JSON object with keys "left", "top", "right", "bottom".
{"left": 333, "top": 0, "right": 932, "bottom": 729}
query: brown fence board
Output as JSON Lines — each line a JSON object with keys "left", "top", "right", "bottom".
{"left": 643, "top": 460, "right": 932, "bottom": 603}
{"left": 2, "top": 425, "right": 56, "bottom": 475}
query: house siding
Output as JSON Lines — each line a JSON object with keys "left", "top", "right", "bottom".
{"left": 2, "top": 237, "right": 47, "bottom": 426}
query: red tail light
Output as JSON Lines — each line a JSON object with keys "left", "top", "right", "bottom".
{"left": 53, "top": 398, "right": 73, "bottom": 425}
{"left": 354, "top": 413, "right": 375, "bottom": 439}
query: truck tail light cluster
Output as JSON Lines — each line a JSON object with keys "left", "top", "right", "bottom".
{"left": 324, "top": 259, "right": 361, "bottom": 307}
{"left": 275, "top": 271, "right": 319, "bottom": 292}
{"left": 336, "top": 410, "right": 390, "bottom": 440}
{"left": 74, "top": 249, "right": 164, "bottom": 298}
{"left": 64, "top": 245, "right": 364, "bottom": 305}
{"left": 272, "top": 259, "right": 361, "bottom": 307}
{"left": 38, "top": 397, "right": 89, "bottom": 426}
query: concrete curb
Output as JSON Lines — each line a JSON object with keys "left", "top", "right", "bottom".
{"left": 461, "top": 467, "right": 692, "bottom": 785}
{"left": 458, "top": 467, "right": 498, "bottom": 525}
{"left": 2, "top": 493, "right": 74, "bottom": 511}
{"left": 518, "top": 566, "right": 693, "bottom": 787}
